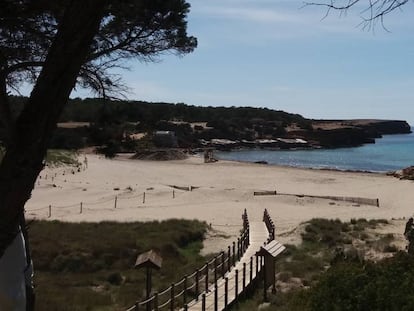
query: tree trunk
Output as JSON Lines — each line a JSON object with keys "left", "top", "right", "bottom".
{"left": 0, "top": 1, "right": 107, "bottom": 309}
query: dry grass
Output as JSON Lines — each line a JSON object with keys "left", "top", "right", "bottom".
{"left": 30, "top": 219, "right": 208, "bottom": 310}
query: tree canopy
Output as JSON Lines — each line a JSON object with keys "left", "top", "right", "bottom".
{"left": 0, "top": 2, "right": 197, "bottom": 309}
{"left": 0, "top": 0, "right": 196, "bottom": 110}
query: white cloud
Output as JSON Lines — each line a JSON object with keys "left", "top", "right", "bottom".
{"left": 195, "top": 5, "right": 302, "bottom": 24}
{"left": 190, "top": 0, "right": 413, "bottom": 41}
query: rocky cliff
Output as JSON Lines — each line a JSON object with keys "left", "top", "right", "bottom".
{"left": 298, "top": 119, "right": 411, "bottom": 148}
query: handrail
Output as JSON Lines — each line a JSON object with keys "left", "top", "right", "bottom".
{"left": 263, "top": 208, "right": 275, "bottom": 242}
{"left": 126, "top": 209, "right": 251, "bottom": 311}
{"left": 182, "top": 253, "right": 267, "bottom": 310}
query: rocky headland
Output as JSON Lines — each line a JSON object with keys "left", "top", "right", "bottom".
{"left": 291, "top": 119, "right": 411, "bottom": 148}
{"left": 204, "top": 119, "right": 411, "bottom": 150}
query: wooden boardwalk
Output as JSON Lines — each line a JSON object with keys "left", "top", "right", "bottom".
{"left": 185, "top": 221, "right": 269, "bottom": 311}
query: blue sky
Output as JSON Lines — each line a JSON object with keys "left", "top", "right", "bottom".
{"left": 82, "top": 0, "right": 414, "bottom": 124}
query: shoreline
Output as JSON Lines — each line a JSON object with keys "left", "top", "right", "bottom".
{"left": 212, "top": 155, "right": 388, "bottom": 175}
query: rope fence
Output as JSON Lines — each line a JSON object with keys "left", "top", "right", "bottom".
{"left": 25, "top": 186, "right": 192, "bottom": 219}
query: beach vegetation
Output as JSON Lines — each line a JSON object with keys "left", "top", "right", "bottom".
{"left": 304, "top": 252, "right": 414, "bottom": 311}
{"left": 30, "top": 219, "right": 207, "bottom": 310}
{"left": 236, "top": 217, "right": 404, "bottom": 311}
{"left": 45, "top": 149, "right": 80, "bottom": 167}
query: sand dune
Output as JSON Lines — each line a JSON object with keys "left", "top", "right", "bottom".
{"left": 26, "top": 154, "right": 414, "bottom": 253}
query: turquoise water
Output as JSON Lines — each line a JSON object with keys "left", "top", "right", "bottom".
{"left": 215, "top": 130, "right": 414, "bottom": 172}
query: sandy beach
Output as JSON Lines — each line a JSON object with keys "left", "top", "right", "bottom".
{"left": 26, "top": 154, "right": 414, "bottom": 253}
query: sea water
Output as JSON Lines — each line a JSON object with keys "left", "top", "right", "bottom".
{"left": 215, "top": 130, "right": 414, "bottom": 172}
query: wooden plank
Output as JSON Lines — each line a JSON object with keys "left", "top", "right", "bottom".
{"left": 257, "top": 240, "right": 286, "bottom": 258}
{"left": 185, "top": 222, "right": 269, "bottom": 311}
{"left": 253, "top": 191, "right": 277, "bottom": 196}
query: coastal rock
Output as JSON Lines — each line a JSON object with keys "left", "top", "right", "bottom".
{"left": 390, "top": 166, "right": 414, "bottom": 180}
{"left": 300, "top": 120, "right": 411, "bottom": 149}
{"left": 304, "top": 127, "right": 374, "bottom": 148}
{"left": 365, "top": 120, "right": 411, "bottom": 135}
{"left": 131, "top": 149, "right": 187, "bottom": 161}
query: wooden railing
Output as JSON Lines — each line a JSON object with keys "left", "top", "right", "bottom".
{"left": 126, "top": 210, "right": 250, "bottom": 311}
{"left": 263, "top": 209, "right": 275, "bottom": 242}
{"left": 185, "top": 254, "right": 264, "bottom": 311}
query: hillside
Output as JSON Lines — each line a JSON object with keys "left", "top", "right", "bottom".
{"left": 3, "top": 96, "right": 411, "bottom": 152}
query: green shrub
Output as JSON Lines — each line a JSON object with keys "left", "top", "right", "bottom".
{"left": 107, "top": 272, "right": 123, "bottom": 285}
{"left": 46, "top": 149, "right": 80, "bottom": 166}
{"left": 30, "top": 219, "right": 208, "bottom": 310}
{"left": 307, "top": 252, "right": 414, "bottom": 311}
{"left": 383, "top": 245, "right": 398, "bottom": 253}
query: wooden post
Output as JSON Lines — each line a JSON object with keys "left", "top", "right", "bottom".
{"left": 247, "top": 226, "right": 250, "bottom": 246}
{"left": 263, "top": 260, "right": 267, "bottom": 302}
{"left": 195, "top": 269, "right": 200, "bottom": 300}
{"left": 250, "top": 257, "right": 253, "bottom": 282}
{"left": 170, "top": 283, "right": 175, "bottom": 311}
{"left": 173, "top": 190, "right": 175, "bottom": 199}
{"left": 227, "top": 246, "right": 231, "bottom": 272}
{"left": 80, "top": 202, "right": 83, "bottom": 214}
{"left": 214, "top": 283, "right": 218, "bottom": 311}
{"left": 202, "top": 293, "right": 206, "bottom": 311}
{"left": 256, "top": 256, "right": 259, "bottom": 276}
{"left": 235, "top": 269, "right": 239, "bottom": 298}
{"left": 143, "top": 192, "right": 146, "bottom": 204}
{"left": 221, "top": 251, "right": 225, "bottom": 277}
{"left": 243, "top": 263, "right": 246, "bottom": 291}
{"left": 154, "top": 292, "right": 159, "bottom": 311}
{"left": 48, "top": 205, "right": 51, "bottom": 218}
{"left": 240, "top": 238, "right": 243, "bottom": 258}
{"left": 232, "top": 242, "right": 236, "bottom": 266}
{"left": 135, "top": 301, "right": 139, "bottom": 311}
{"left": 224, "top": 277, "right": 228, "bottom": 308}
{"left": 214, "top": 257, "right": 217, "bottom": 283}
{"left": 114, "top": 195, "right": 117, "bottom": 209}
{"left": 184, "top": 304, "right": 188, "bottom": 311}
{"left": 237, "top": 238, "right": 240, "bottom": 260}
{"left": 205, "top": 262, "right": 209, "bottom": 292}
{"left": 146, "top": 267, "right": 152, "bottom": 311}
{"left": 183, "top": 275, "right": 188, "bottom": 305}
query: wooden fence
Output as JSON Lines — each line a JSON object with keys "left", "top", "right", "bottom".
{"left": 184, "top": 210, "right": 276, "bottom": 311}
{"left": 263, "top": 209, "right": 275, "bottom": 242}
{"left": 126, "top": 210, "right": 251, "bottom": 311}
{"left": 184, "top": 254, "right": 264, "bottom": 311}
